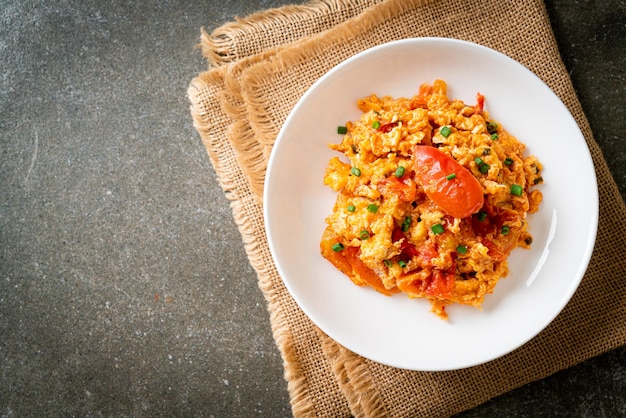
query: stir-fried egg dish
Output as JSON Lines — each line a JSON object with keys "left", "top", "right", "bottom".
{"left": 321, "top": 80, "right": 543, "bottom": 319}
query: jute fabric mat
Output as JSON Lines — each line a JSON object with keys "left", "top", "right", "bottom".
{"left": 188, "top": 0, "right": 626, "bottom": 416}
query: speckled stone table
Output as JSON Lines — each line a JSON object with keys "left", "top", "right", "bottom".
{"left": 0, "top": 1, "right": 623, "bottom": 416}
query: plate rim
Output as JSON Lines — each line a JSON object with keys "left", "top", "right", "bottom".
{"left": 263, "top": 37, "right": 599, "bottom": 371}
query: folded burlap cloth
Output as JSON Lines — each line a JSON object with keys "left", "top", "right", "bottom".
{"left": 188, "top": 0, "right": 626, "bottom": 416}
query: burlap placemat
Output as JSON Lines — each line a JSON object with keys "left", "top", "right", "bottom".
{"left": 189, "top": 0, "right": 626, "bottom": 416}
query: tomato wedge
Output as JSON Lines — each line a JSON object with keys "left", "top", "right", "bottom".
{"left": 413, "top": 145, "right": 484, "bottom": 219}
{"left": 320, "top": 227, "right": 397, "bottom": 296}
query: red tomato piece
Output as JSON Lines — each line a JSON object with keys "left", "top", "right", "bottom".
{"left": 378, "top": 121, "right": 400, "bottom": 133}
{"left": 378, "top": 176, "right": 417, "bottom": 202}
{"left": 391, "top": 227, "right": 418, "bottom": 258}
{"left": 343, "top": 247, "right": 398, "bottom": 296}
{"left": 320, "top": 228, "right": 397, "bottom": 296}
{"left": 475, "top": 92, "right": 485, "bottom": 113}
{"left": 425, "top": 268, "right": 456, "bottom": 297}
{"left": 409, "top": 83, "right": 433, "bottom": 109}
{"left": 413, "top": 145, "right": 484, "bottom": 219}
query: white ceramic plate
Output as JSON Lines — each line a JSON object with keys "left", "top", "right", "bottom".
{"left": 264, "top": 38, "right": 598, "bottom": 371}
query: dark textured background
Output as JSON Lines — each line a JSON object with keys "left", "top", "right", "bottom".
{"left": 1, "top": 1, "right": 624, "bottom": 416}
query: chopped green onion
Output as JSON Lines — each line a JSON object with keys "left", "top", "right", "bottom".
{"left": 487, "top": 122, "right": 498, "bottom": 134}
{"left": 402, "top": 216, "right": 411, "bottom": 232}
{"left": 456, "top": 244, "right": 468, "bottom": 254}
{"left": 398, "top": 260, "right": 407, "bottom": 268}
{"left": 533, "top": 176, "right": 543, "bottom": 185}
{"left": 511, "top": 184, "right": 523, "bottom": 196}
{"left": 503, "top": 157, "right": 514, "bottom": 166}
{"left": 477, "top": 211, "right": 488, "bottom": 222}
{"left": 331, "top": 243, "right": 344, "bottom": 252}
{"left": 372, "top": 121, "right": 381, "bottom": 129}
{"left": 395, "top": 166, "right": 406, "bottom": 178}
{"left": 360, "top": 230, "right": 370, "bottom": 240}
{"left": 440, "top": 126, "right": 451, "bottom": 138}
{"left": 337, "top": 125, "right": 348, "bottom": 134}
{"left": 431, "top": 223, "right": 445, "bottom": 235}
{"left": 347, "top": 205, "right": 356, "bottom": 212}
{"left": 384, "top": 259, "right": 392, "bottom": 268}
{"left": 445, "top": 173, "right": 457, "bottom": 180}
{"left": 475, "top": 157, "right": 489, "bottom": 174}
{"left": 367, "top": 204, "right": 379, "bottom": 213}
{"left": 501, "top": 225, "right": 510, "bottom": 235}
{"left": 483, "top": 148, "right": 491, "bottom": 155}
{"left": 490, "top": 133, "right": 499, "bottom": 140}
{"left": 350, "top": 167, "right": 361, "bottom": 177}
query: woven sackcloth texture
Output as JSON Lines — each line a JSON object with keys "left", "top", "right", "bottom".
{"left": 200, "top": 0, "right": 380, "bottom": 67}
{"left": 188, "top": 0, "right": 626, "bottom": 416}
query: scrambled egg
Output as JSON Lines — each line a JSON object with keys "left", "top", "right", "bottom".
{"left": 320, "top": 80, "right": 543, "bottom": 319}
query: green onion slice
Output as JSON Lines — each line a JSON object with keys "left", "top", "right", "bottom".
{"left": 501, "top": 225, "right": 510, "bottom": 235}
{"left": 511, "top": 184, "right": 523, "bottom": 196}
{"left": 337, "top": 126, "right": 348, "bottom": 134}
{"left": 398, "top": 260, "right": 407, "bottom": 268}
{"left": 394, "top": 166, "right": 405, "bottom": 178}
{"left": 440, "top": 126, "right": 451, "bottom": 138}
{"left": 401, "top": 216, "right": 411, "bottom": 232}
{"left": 367, "top": 204, "right": 379, "bottom": 213}
{"left": 431, "top": 223, "right": 445, "bottom": 235}
{"left": 360, "top": 230, "right": 370, "bottom": 240}
{"left": 503, "top": 157, "right": 514, "bottom": 166}
{"left": 477, "top": 211, "right": 488, "bottom": 222}
{"left": 456, "top": 244, "right": 468, "bottom": 254}
{"left": 350, "top": 167, "right": 361, "bottom": 177}
{"left": 331, "top": 243, "right": 344, "bottom": 252}
{"left": 372, "top": 121, "right": 381, "bottom": 129}
{"left": 445, "top": 173, "right": 457, "bottom": 180}
{"left": 347, "top": 204, "right": 356, "bottom": 212}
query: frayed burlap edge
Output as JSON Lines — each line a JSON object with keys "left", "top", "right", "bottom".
{"left": 317, "top": 328, "right": 389, "bottom": 418}
{"left": 189, "top": 67, "right": 353, "bottom": 417}
{"left": 220, "top": 52, "right": 278, "bottom": 202}
{"left": 200, "top": 0, "right": 381, "bottom": 67}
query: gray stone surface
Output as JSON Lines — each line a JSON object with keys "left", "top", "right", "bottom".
{"left": 0, "top": 0, "right": 623, "bottom": 417}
